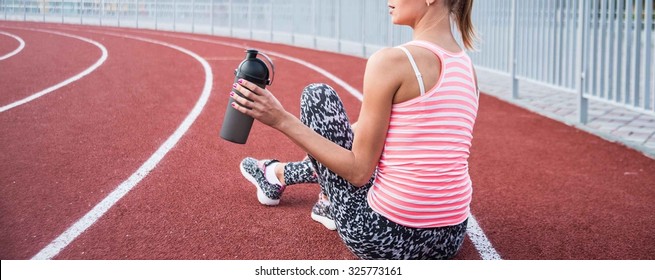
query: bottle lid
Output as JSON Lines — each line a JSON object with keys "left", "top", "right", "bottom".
{"left": 243, "top": 49, "right": 275, "bottom": 86}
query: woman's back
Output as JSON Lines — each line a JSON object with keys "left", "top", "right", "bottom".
{"left": 367, "top": 40, "right": 479, "bottom": 228}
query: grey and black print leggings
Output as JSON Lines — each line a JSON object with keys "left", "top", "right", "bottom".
{"left": 283, "top": 83, "right": 468, "bottom": 260}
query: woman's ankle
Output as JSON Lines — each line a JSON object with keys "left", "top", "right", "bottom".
{"left": 319, "top": 192, "right": 330, "bottom": 202}
{"left": 275, "top": 163, "right": 286, "bottom": 186}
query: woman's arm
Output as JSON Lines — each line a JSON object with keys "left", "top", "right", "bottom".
{"left": 231, "top": 48, "right": 403, "bottom": 186}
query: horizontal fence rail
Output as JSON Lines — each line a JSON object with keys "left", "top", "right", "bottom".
{"left": 472, "top": 0, "right": 654, "bottom": 120}
{"left": 0, "top": 0, "right": 414, "bottom": 57}
{"left": 1, "top": 0, "right": 653, "bottom": 119}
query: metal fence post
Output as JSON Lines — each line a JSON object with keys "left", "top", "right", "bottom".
{"left": 210, "top": 0, "right": 214, "bottom": 35}
{"left": 269, "top": 0, "right": 274, "bottom": 42}
{"left": 173, "top": 0, "right": 176, "bottom": 31}
{"left": 646, "top": 0, "right": 654, "bottom": 110}
{"left": 155, "top": 0, "right": 158, "bottom": 30}
{"left": 509, "top": 0, "right": 518, "bottom": 99}
{"left": 336, "top": 0, "right": 340, "bottom": 53}
{"left": 631, "top": 0, "right": 643, "bottom": 107}
{"left": 100, "top": 0, "right": 104, "bottom": 26}
{"left": 229, "top": 0, "right": 232, "bottom": 37}
{"left": 614, "top": 0, "right": 624, "bottom": 103}
{"left": 118, "top": 0, "right": 121, "bottom": 27}
{"left": 606, "top": 0, "right": 616, "bottom": 101}
{"left": 191, "top": 0, "right": 195, "bottom": 33}
{"left": 576, "top": 0, "right": 589, "bottom": 124}
{"left": 624, "top": 0, "right": 634, "bottom": 105}
{"left": 361, "top": 0, "right": 366, "bottom": 57}
{"left": 136, "top": 0, "right": 139, "bottom": 28}
{"left": 248, "top": 0, "right": 252, "bottom": 40}
{"left": 312, "top": 0, "right": 316, "bottom": 49}
{"left": 290, "top": 0, "right": 295, "bottom": 45}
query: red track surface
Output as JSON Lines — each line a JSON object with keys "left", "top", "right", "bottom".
{"left": 0, "top": 29, "right": 99, "bottom": 105}
{"left": 0, "top": 35, "right": 18, "bottom": 55}
{"left": 1, "top": 21, "right": 654, "bottom": 260}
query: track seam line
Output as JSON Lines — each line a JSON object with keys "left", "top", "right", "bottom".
{"left": 0, "top": 30, "right": 25, "bottom": 60}
{"left": 0, "top": 27, "right": 108, "bottom": 113}
{"left": 128, "top": 30, "right": 501, "bottom": 260}
{"left": 31, "top": 29, "right": 213, "bottom": 260}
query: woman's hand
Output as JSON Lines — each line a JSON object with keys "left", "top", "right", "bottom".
{"left": 231, "top": 79, "right": 291, "bottom": 130}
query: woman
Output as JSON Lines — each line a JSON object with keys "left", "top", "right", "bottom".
{"left": 232, "top": 0, "right": 478, "bottom": 259}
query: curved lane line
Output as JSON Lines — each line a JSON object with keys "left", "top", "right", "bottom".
{"left": 135, "top": 30, "right": 364, "bottom": 101}
{"left": 0, "top": 28, "right": 108, "bottom": 113}
{"left": 31, "top": 30, "right": 213, "bottom": 260}
{"left": 0, "top": 30, "right": 26, "bottom": 60}
{"left": 131, "top": 30, "right": 501, "bottom": 260}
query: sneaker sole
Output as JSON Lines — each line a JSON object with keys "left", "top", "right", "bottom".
{"left": 311, "top": 212, "right": 337, "bottom": 231}
{"left": 240, "top": 161, "right": 280, "bottom": 206}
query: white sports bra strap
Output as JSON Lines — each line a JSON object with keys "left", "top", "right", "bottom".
{"left": 396, "top": 46, "right": 426, "bottom": 96}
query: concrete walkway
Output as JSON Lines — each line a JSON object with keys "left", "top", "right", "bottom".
{"left": 475, "top": 68, "right": 655, "bottom": 160}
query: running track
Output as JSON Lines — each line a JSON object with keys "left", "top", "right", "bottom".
{"left": 1, "top": 21, "right": 654, "bottom": 260}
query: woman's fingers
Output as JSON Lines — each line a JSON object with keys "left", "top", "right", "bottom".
{"left": 230, "top": 91, "right": 250, "bottom": 109}
{"left": 230, "top": 93, "right": 253, "bottom": 116}
{"left": 235, "top": 78, "right": 265, "bottom": 96}
{"left": 231, "top": 81, "right": 264, "bottom": 117}
{"left": 233, "top": 83, "right": 253, "bottom": 100}
{"left": 230, "top": 78, "right": 285, "bottom": 127}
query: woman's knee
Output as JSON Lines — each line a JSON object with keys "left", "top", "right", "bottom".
{"left": 298, "top": 83, "right": 353, "bottom": 147}
{"left": 300, "top": 83, "right": 338, "bottom": 108}
{"left": 299, "top": 83, "right": 343, "bottom": 125}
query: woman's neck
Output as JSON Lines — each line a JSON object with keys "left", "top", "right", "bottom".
{"left": 412, "top": 11, "right": 460, "bottom": 51}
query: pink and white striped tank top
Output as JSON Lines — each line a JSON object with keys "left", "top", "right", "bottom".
{"left": 367, "top": 40, "right": 479, "bottom": 228}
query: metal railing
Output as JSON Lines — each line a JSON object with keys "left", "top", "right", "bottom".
{"left": 1, "top": 0, "right": 412, "bottom": 57}
{"left": 472, "top": 0, "right": 654, "bottom": 121}
{"left": 2, "top": 0, "right": 653, "bottom": 120}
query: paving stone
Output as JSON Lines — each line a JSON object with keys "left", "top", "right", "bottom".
{"left": 476, "top": 68, "right": 654, "bottom": 158}
{"left": 636, "top": 115, "right": 655, "bottom": 122}
{"left": 614, "top": 126, "right": 655, "bottom": 134}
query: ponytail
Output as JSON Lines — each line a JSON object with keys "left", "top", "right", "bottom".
{"left": 447, "top": 0, "right": 477, "bottom": 50}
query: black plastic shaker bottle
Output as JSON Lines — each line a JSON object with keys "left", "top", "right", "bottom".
{"left": 220, "top": 49, "right": 274, "bottom": 144}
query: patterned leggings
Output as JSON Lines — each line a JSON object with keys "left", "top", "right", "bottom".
{"left": 283, "top": 83, "right": 468, "bottom": 260}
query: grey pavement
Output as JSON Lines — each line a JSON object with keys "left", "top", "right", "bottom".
{"left": 475, "top": 68, "right": 655, "bottom": 160}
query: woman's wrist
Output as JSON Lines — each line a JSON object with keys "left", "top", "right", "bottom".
{"left": 272, "top": 111, "right": 298, "bottom": 133}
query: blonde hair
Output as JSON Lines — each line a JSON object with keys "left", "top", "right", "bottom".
{"left": 447, "top": 0, "right": 477, "bottom": 50}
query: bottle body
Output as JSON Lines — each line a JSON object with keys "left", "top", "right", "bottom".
{"left": 220, "top": 49, "right": 272, "bottom": 144}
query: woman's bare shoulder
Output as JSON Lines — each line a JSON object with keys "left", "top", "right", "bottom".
{"left": 367, "top": 47, "right": 405, "bottom": 66}
{"left": 363, "top": 47, "right": 406, "bottom": 97}
{"left": 365, "top": 47, "right": 408, "bottom": 81}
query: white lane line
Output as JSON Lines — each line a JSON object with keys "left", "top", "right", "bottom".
{"left": 266, "top": 50, "right": 364, "bottom": 101}
{"left": 133, "top": 30, "right": 364, "bottom": 101}
{"left": 31, "top": 30, "right": 213, "bottom": 260}
{"left": 0, "top": 28, "right": 108, "bottom": 113}
{"left": 0, "top": 30, "right": 25, "bottom": 60}
{"left": 130, "top": 30, "right": 501, "bottom": 260}
{"left": 467, "top": 214, "right": 502, "bottom": 260}
{"left": 203, "top": 56, "right": 243, "bottom": 61}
